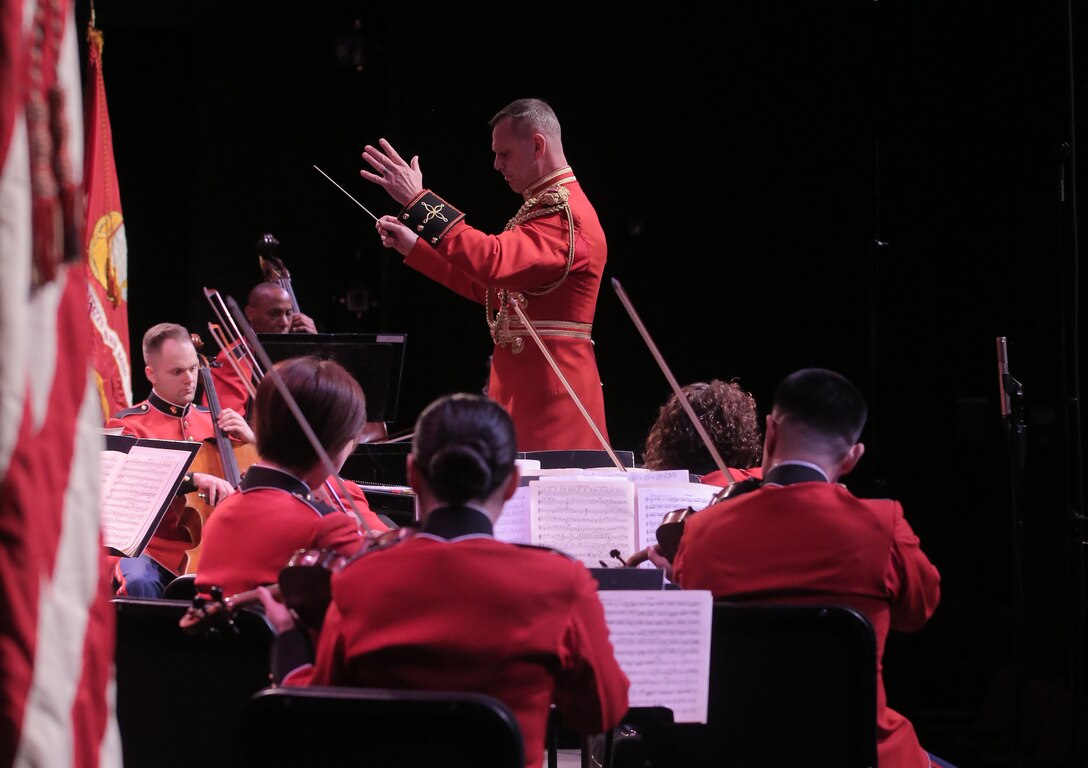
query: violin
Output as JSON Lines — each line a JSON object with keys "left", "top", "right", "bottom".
{"left": 620, "top": 476, "right": 764, "bottom": 568}
{"left": 181, "top": 529, "right": 414, "bottom": 636}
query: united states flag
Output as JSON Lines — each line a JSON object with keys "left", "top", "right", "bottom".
{"left": 0, "top": 1, "right": 121, "bottom": 766}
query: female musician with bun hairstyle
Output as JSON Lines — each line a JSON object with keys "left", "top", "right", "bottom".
{"left": 642, "top": 378, "right": 764, "bottom": 484}
{"left": 261, "top": 393, "right": 629, "bottom": 768}
{"left": 194, "top": 355, "right": 387, "bottom": 598}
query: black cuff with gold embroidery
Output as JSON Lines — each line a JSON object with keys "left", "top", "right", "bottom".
{"left": 399, "top": 190, "right": 466, "bottom": 245}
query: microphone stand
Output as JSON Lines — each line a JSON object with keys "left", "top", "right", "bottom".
{"left": 999, "top": 342, "right": 1026, "bottom": 768}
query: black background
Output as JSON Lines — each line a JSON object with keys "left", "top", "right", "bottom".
{"left": 75, "top": 2, "right": 1088, "bottom": 765}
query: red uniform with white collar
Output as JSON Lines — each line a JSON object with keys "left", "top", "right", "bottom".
{"left": 277, "top": 506, "right": 629, "bottom": 768}
{"left": 106, "top": 391, "right": 216, "bottom": 575}
{"left": 206, "top": 340, "right": 256, "bottom": 419}
{"left": 194, "top": 465, "right": 373, "bottom": 597}
{"left": 400, "top": 169, "right": 609, "bottom": 452}
{"left": 673, "top": 463, "right": 942, "bottom": 768}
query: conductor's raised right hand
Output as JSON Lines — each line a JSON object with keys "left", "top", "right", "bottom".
{"left": 360, "top": 138, "right": 422, "bottom": 206}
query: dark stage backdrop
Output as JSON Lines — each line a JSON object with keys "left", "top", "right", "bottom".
{"left": 76, "top": 2, "right": 1086, "bottom": 765}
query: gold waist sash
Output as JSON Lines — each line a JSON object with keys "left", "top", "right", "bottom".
{"left": 493, "top": 319, "right": 593, "bottom": 354}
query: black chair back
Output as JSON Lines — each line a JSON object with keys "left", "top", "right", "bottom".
{"left": 239, "top": 686, "right": 525, "bottom": 768}
{"left": 710, "top": 602, "right": 877, "bottom": 767}
{"left": 634, "top": 601, "right": 877, "bottom": 768}
{"left": 113, "top": 598, "right": 274, "bottom": 768}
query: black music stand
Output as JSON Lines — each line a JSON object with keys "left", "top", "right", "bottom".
{"left": 257, "top": 333, "right": 407, "bottom": 425}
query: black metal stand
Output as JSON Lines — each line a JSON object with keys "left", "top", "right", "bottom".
{"left": 1002, "top": 371, "right": 1026, "bottom": 768}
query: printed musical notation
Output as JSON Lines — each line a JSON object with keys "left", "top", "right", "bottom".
{"left": 100, "top": 441, "right": 198, "bottom": 557}
{"left": 493, "top": 468, "right": 721, "bottom": 569}
{"left": 598, "top": 589, "right": 713, "bottom": 723}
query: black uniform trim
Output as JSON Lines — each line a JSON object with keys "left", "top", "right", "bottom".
{"left": 399, "top": 189, "right": 466, "bottom": 245}
{"left": 239, "top": 465, "right": 336, "bottom": 516}
{"left": 421, "top": 506, "right": 493, "bottom": 539}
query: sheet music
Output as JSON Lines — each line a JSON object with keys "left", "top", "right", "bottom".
{"left": 100, "top": 445, "right": 192, "bottom": 555}
{"left": 494, "top": 485, "right": 532, "bottom": 544}
{"left": 598, "top": 589, "right": 713, "bottom": 724}
{"left": 530, "top": 477, "right": 635, "bottom": 567}
{"left": 635, "top": 482, "right": 721, "bottom": 552}
{"left": 627, "top": 469, "right": 690, "bottom": 485}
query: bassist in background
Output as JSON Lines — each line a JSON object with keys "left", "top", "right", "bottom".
{"left": 208, "top": 281, "right": 317, "bottom": 419}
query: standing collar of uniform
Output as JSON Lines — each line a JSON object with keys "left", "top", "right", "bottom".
{"left": 420, "top": 505, "right": 494, "bottom": 539}
{"left": 240, "top": 464, "right": 313, "bottom": 497}
{"left": 148, "top": 390, "right": 193, "bottom": 417}
{"left": 763, "top": 460, "right": 829, "bottom": 486}
{"left": 523, "top": 165, "right": 576, "bottom": 198}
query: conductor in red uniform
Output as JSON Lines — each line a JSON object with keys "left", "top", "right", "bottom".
{"left": 260, "top": 393, "right": 629, "bottom": 768}
{"left": 364, "top": 98, "right": 609, "bottom": 452}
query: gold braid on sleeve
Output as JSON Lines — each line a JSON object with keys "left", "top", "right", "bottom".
{"left": 485, "top": 186, "right": 576, "bottom": 347}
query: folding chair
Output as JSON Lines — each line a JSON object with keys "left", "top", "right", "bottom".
{"left": 635, "top": 602, "right": 878, "bottom": 768}
{"left": 113, "top": 597, "right": 274, "bottom": 768}
{"left": 239, "top": 686, "right": 524, "bottom": 768}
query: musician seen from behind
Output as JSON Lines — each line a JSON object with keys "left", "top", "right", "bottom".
{"left": 258, "top": 393, "right": 630, "bottom": 768}
{"left": 641, "top": 378, "right": 764, "bottom": 486}
{"left": 208, "top": 281, "right": 317, "bottom": 420}
{"left": 106, "top": 323, "right": 251, "bottom": 597}
{"left": 365, "top": 98, "right": 610, "bottom": 453}
{"left": 195, "top": 356, "right": 387, "bottom": 598}
{"left": 671, "top": 368, "right": 948, "bottom": 768}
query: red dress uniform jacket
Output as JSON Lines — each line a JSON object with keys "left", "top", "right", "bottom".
{"left": 206, "top": 341, "right": 255, "bottom": 419}
{"left": 284, "top": 507, "right": 629, "bottom": 768}
{"left": 699, "top": 466, "right": 763, "bottom": 488}
{"left": 402, "top": 170, "right": 609, "bottom": 452}
{"left": 194, "top": 465, "right": 370, "bottom": 597}
{"left": 672, "top": 464, "right": 941, "bottom": 768}
{"left": 106, "top": 391, "right": 216, "bottom": 575}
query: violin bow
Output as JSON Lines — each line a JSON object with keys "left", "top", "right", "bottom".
{"left": 506, "top": 296, "right": 626, "bottom": 472}
{"left": 225, "top": 295, "right": 374, "bottom": 534}
{"left": 610, "top": 278, "right": 735, "bottom": 491}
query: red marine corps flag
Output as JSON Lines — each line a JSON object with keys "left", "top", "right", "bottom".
{"left": 83, "top": 16, "right": 131, "bottom": 423}
{"left": 0, "top": 0, "right": 121, "bottom": 766}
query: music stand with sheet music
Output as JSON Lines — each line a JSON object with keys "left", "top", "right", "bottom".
{"left": 257, "top": 333, "right": 407, "bottom": 425}
{"left": 101, "top": 435, "right": 203, "bottom": 558}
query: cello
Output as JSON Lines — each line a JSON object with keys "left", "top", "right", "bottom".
{"left": 180, "top": 334, "right": 259, "bottom": 574}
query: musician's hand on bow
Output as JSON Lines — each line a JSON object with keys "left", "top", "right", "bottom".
{"left": 289, "top": 311, "right": 317, "bottom": 334}
{"left": 192, "top": 472, "right": 235, "bottom": 506}
{"left": 645, "top": 545, "right": 675, "bottom": 582}
{"left": 360, "top": 138, "right": 422, "bottom": 206}
{"left": 256, "top": 586, "right": 297, "bottom": 633}
{"left": 218, "top": 408, "right": 255, "bottom": 445}
{"left": 376, "top": 215, "right": 418, "bottom": 257}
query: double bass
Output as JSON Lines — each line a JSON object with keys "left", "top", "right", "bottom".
{"left": 180, "top": 334, "right": 259, "bottom": 574}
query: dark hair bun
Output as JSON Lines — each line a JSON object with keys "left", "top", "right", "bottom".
{"left": 427, "top": 443, "right": 494, "bottom": 504}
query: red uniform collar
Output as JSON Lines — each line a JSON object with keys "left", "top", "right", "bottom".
{"left": 524, "top": 166, "right": 576, "bottom": 198}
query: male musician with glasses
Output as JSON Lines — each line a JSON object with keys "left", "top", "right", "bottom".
{"left": 364, "top": 98, "right": 610, "bottom": 452}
